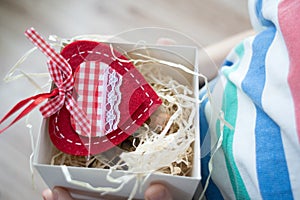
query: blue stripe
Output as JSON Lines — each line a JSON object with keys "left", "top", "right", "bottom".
{"left": 242, "top": 27, "right": 293, "bottom": 199}
{"left": 255, "top": 0, "right": 273, "bottom": 27}
{"left": 199, "top": 82, "right": 223, "bottom": 199}
{"left": 222, "top": 59, "right": 234, "bottom": 67}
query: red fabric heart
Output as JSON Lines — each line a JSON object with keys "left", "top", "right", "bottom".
{"left": 48, "top": 41, "right": 162, "bottom": 156}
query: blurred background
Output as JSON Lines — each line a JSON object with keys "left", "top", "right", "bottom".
{"left": 0, "top": 0, "right": 250, "bottom": 199}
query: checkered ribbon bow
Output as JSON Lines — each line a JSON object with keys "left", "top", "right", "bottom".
{"left": 0, "top": 28, "right": 90, "bottom": 135}
{"left": 24, "top": 28, "right": 91, "bottom": 135}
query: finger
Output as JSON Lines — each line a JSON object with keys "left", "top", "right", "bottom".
{"left": 42, "top": 189, "right": 54, "bottom": 200}
{"left": 53, "top": 187, "right": 74, "bottom": 200}
{"left": 144, "top": 183, "right": 173, "bottom": 200}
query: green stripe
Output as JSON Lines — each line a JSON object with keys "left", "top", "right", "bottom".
{"left": 217, "top": 42, "right": 250, "bottom": 199}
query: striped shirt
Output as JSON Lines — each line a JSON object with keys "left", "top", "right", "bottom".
{"left": 200, "top": 0, "right": 300, "bottom": 199}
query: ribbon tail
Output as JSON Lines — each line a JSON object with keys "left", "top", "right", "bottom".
{"left": 65, "top": 94, "right": 91, "bottom": 136}
{"left": 0, "top": 89, "right": 58, "bottom": 134}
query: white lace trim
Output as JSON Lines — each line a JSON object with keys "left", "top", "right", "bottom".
{"left": 104, "top": 67, "right": 122, "bottom": 135}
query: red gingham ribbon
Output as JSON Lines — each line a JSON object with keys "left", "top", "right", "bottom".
{"left": 25, "top": 28, "right": 90, "bottom": 135}
{"left": 0, "top": 28, "right": 90, "bottom": 135}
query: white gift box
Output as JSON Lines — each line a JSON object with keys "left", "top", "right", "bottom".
{"left": 34, "top": 42, "right": 201, "bottom": 200}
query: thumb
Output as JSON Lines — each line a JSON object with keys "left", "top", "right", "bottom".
{"left": 144, "top": 183, "right": 173, "bottom": 200}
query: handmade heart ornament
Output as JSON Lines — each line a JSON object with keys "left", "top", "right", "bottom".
{"left": 0, "top": 28, "right": 162, "bottom": 156}
{"left": 50, "top": 40, "right": 162, "bottom": 155}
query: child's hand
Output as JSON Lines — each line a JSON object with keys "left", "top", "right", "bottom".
{"left": 42, "top": 183, "right": 173, "bottom": 200}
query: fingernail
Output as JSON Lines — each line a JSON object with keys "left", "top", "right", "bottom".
{"left": 156, "top": 188, "right": 168, "bottom": 200}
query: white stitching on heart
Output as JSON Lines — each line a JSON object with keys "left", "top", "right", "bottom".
{"left": 66, "top": 139, "right": 73, "bottom": 144}
{"left": 53, "top": 50, "right": 159, "bottom": 148}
